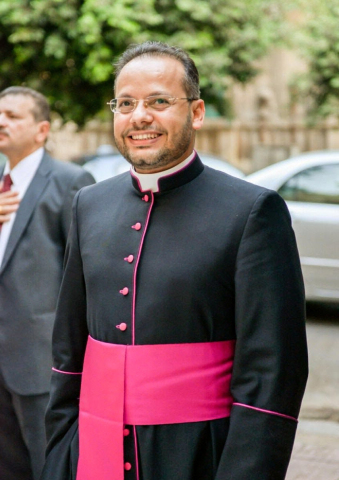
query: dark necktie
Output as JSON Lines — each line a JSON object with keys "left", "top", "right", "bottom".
{"left": 0, "top": 173, "right": 13, "bottom": 232}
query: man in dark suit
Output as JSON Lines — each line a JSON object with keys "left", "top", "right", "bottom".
{"left": 43, "top": 42, "right": 308, "bottom": 480}
{"left": 0, "top": 86, "right": 95, "bottom": 480}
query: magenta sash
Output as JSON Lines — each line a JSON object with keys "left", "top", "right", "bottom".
{"left": 77, "top": 336, "right": 235, "bottom": 480}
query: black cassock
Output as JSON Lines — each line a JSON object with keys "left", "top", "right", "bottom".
{"left": 42, "top": 155, "right": 308, "bottom": 480}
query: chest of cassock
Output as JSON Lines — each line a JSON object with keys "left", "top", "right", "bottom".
{"left": 77, "top": 163, "right": 247, "bottom": 346}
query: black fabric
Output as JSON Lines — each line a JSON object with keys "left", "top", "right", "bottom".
{"left": 0, "top": 369, "right": 50, "bottom": 480}
{"left": 43, "top": 155, "right": 308, "bottom": 480}
{"left": 10, "top": 392, "right": 50, "bottom": 480}
{"left": 0, "top": 369, "right": 32, "bottom": 480}
{"left": 215, "top": 406, "right": 297, "bottom": 480}
{"left": 136, "top": 418, "right": 230, "bottom": 480}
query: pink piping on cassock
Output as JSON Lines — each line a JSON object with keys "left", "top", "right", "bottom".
{"left": 155, "top": 151, "right": 197, "bottom": 191}
{"left": 76, "top": 336, "right": 235, "bottom": 480}
{"left": 129, "top": 177, "right": 153, "bottom": 474}
{"left": 233, "top": 403, "right": 298, "bottom": 422}
{"left": 133, "top": 425, "right": 140, "bottom": 480}
{"left": 131, "top": 191, "right": 154, "bottom": 346}
{"left": 52, "top": 367, "right": 82, "bottom": 375}
{"left": 129, "top": 151, "right": 196, "bottom": 193}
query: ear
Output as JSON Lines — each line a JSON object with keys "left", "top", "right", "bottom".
{"left": 191, "top": 99, "right": 205, "bottom": 131}
{"left": 35, "top": 121, "right": 50, "bottom": 144}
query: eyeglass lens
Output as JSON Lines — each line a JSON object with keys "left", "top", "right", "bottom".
{"left": 109, "top": 95, "right": 177, "bottom": 113}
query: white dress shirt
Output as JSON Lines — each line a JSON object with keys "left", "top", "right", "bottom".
{"left": 0, "top": 148, "right": 44, "bottom": 267}
{"left": 131, "top": 151, "right": 196, "bottom": 193}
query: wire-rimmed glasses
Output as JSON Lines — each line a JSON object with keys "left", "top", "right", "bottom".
{"left": 107, "top": 95, "right": 197, "bottom": 114}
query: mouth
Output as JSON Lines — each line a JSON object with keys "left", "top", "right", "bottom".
{"left": 127, "top": 131, "right": 163, "bottom": 147}
{"left": 130, "top": 133, "right": 161, "bottom": 140}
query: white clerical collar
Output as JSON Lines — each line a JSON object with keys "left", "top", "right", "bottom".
{"left": 131, "top": 151, "right": 196, "bottom": 192}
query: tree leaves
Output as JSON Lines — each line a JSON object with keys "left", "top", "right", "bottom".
{"left": 0, "top": 0, "right": 285, "bottom": 125}
{"left": 290, "top": 0, "right": 339, "bottom": 120}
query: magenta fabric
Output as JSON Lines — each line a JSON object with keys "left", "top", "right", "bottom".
{"left": 0, "top": 174, "right": 12, "bottom": 193}
{"left": 77, "top": 336, "right": 235, "bottom": 480}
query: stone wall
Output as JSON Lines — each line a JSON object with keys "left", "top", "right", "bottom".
{"left": 49, "top": 117, "right": 339, "bottom": 174}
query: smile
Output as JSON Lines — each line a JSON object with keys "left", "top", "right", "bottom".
{"left": 130, "top": 133, "right": 160, "bottom": 140}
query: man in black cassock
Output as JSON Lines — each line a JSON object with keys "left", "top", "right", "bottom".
{"left": 42, "top": 41, "right": 308, "bottom": 480}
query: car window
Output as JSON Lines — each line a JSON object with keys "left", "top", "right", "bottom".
{"left": 278, "top": 163, "right": 339, "bottom": 204}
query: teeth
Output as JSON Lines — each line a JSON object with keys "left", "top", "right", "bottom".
{"left": 131, "top": 133, "right": 159, "bottom": 140}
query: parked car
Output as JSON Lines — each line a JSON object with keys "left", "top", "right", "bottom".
{"left": 246, "top": 151, "right": 339, "bottom": 303}
{"left": 197, "top": 154, "right": 245, "bottom": 179}
{"left": 80, "top": 146, "right": 245, "bottom": 182}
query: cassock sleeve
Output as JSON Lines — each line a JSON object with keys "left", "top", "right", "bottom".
{"left": 60, "top": 170, "right": 95, "bottom": 241}
{"left": 215, "top": 190, "right": 308, "bottom": 479}
{"left": 41, "top": 189, "right": 89, "bottom": 479}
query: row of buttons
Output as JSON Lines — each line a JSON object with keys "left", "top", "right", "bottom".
{"left": 116, "top": 195, "right": 148, "bottom": 332}
{"left": 123, "top": 428, "right": 132, "bottom": 470}
{"left": 119, "top": 221, "right": 141, "bottom": 299}
{"left": 120, "top": 195, "right": 150, "bottom": 471}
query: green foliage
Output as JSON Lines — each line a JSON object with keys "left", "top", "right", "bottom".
{"left": 290, "top": 0, "right": 339, "bottom": 120}
{"left": 0, "top": 0, "right": 285, "bottom": 124}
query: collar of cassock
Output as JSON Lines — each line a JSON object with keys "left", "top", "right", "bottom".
{"left": 130, "top": 150, "right": 204, "bottom": 194}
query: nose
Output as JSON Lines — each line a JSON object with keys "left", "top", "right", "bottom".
{"left": 129, "top": 100, "right": 153, "bottom": 126}
{"left": 0, "top": 112, "right": 7, "bottom": 126}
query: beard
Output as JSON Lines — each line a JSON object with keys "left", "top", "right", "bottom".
{"left": 114, "top": 113, "right": 194, "bottom": 172}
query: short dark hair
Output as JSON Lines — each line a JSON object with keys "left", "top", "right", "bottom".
{"left": 114, "top": 41, "right": 200, "bottom": 99}
{"left": 0, "top": 86, "right": 50, "bottom": 122}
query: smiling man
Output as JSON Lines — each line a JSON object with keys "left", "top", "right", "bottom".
{"left": 112, "top": 53, "right": 202, "bottom": 173}
{"left": 42, "top": 42, "right": 308, "bottom": 480}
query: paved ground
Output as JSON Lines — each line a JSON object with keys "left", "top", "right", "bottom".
{"left": 287, "top": 420, "right": 339, "bottom": 479}
{"left": 286, "top": 303, "right": 339, "bottom": 479}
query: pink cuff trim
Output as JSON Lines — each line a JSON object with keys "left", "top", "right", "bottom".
{"left": 52, "top": 367, "right": 82, "bottom": 375}
{"left": 233, "top": 403, "right": 298, "bottom": 422}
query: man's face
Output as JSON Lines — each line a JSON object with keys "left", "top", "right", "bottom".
{"left": 0, "top": 94, "right": 48, "bottom": 166}
{"left": 113, "top": 56, "right": 205, "bottom": 173}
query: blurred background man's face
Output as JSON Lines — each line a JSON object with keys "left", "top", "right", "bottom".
{"left": 0, "top": 94, "right": 43, "bottom": 164}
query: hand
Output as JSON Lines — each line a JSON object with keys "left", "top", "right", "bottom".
{"left": 0, "top": 189, "right": 20, "bottom": 224}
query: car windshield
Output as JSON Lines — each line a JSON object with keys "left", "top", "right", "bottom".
{"left": 278, "top": 163, "right": 339, "bottom": 205}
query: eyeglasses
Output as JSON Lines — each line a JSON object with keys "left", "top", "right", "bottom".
{"left": 107, "top": 95, "right": 197, "bottom": 114}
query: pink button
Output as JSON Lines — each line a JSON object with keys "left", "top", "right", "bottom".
{"left": 132, "top": 222, "right": 142, "bottom": 231}
{"left": 119, "top": 287, "right": 129, "bottom": 295}
{"left": 142, "top": 195, "right": 149, "bottom": 202}
{"left": 124, "top": 255, "right": 134, "bottom": 263}
{"left": 116, "top": 323, "right": 127, "bottom": 331}
{"left": 124, "top": 462, "right": 132, "bottom": 471}
{"left": 123, "top": 428, "right": 130, "bottom": 437}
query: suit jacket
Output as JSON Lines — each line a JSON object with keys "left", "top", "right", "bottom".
{"left": 0, "top": 151, "right": 95, "bottom": 395}
{"left": 43, "top": 154, "right": 308, "bottom": 480}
